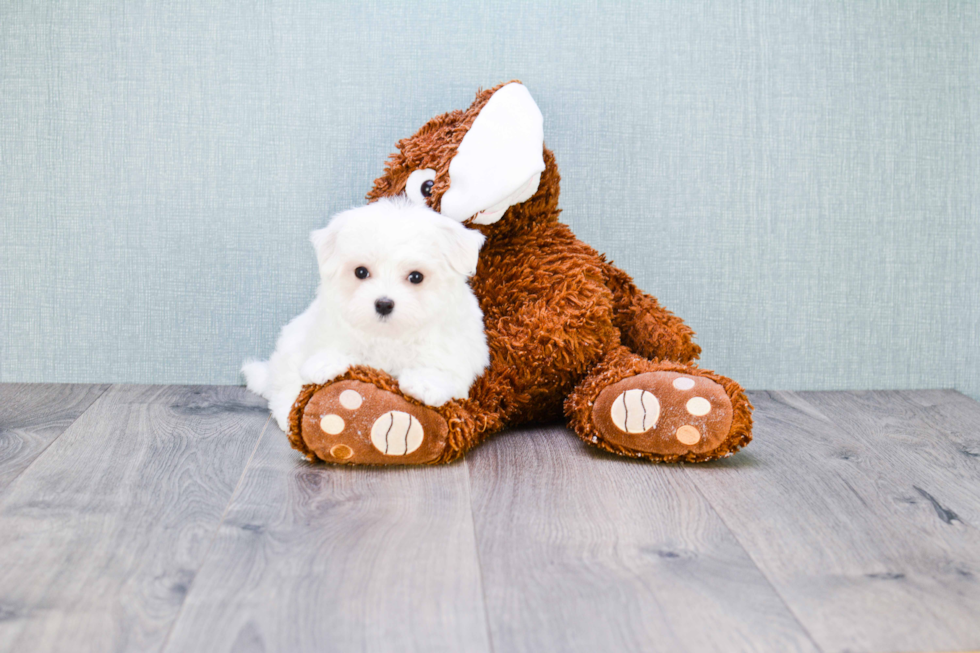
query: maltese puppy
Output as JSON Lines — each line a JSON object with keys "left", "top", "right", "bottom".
{"left": 243, "top": 197, "right": 489, "bottom": 432}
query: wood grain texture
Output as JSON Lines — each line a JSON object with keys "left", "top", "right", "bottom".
{"left": 686, "top": 390, "right": 980, "bottom": 653}
{"left": 0, "top": 383, "right": 109, "bottom": 492}
{"left": 162, "top": 424, "right": 492, "bottom": 653}
{"left": 4, "top": 386, "right": 980, "bottom": 653}
{"left": 806, "top": 390, "right": 980, "bottom": 528}
{"left": 0, "top": 384, "right": 269, "bottom": 653}
{"left": 466, "top": 425, "right": 820, "bottom": 653}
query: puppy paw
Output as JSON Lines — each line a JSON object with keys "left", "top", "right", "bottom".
{"left": 397, "top": 369, "right": 464, "bottom": 407}
{"left": 300, "top": 351, "right": 351, "bottom": 385}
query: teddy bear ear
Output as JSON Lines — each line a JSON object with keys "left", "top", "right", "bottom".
{"left": 440, "top": 83, "right": 545, "bottom": 225}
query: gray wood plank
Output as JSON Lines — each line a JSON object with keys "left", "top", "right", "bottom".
{"left": 467, "top": 425, "right": 820, "bottom": 653}
{"left": 0, "top": 383, "right": 109, "bottom": 492}
{"left": 0, "top": 384, "right": 269, "bottom": 653}
{"left": 162, "top": 424, "right": 492, "bottom": 653}
{"left": 806, "top": 390, "right": 980, "bottom": 525}
{"left": 686, "top": 390, "right": 980, "bottom": 653}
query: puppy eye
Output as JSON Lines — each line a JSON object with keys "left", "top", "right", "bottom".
{"left": 408, "top": 271, "right": 424, "bottom": 284}
{"left": 354, "top": 266, "right": 370, "bottom": 279}
{"left": 405, "top": 169, "right": 437, "bottom": 204}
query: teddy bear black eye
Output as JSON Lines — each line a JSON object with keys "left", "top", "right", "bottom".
{"left": 408, "top": 271, "right": 424, "bottom": 284}
{"left": 355, "top": 266, "right": 370, "bottom": 279}
{"left": 420, "top": 180, "right": 434, "bottom": 198}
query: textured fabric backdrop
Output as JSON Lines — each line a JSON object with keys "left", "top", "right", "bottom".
{"left": 2, "top": 1, "right": 978, "bottom": 400}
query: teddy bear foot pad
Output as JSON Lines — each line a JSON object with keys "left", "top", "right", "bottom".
{"left": 592, "top": 372, "right": 734, "bottom": 457}
{"left": 300, "top": 381, "right": 449, "bottom": 465}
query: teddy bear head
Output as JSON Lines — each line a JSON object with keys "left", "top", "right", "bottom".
{"left": 366, "top": 81, "right": 562, "bottom": 236}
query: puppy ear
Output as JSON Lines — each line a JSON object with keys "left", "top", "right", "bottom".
{"left": 439, "top": 221, "right": 486, "bottom": 277}
{"left": 310, "top": 218, "right": 342, "bottom": 273}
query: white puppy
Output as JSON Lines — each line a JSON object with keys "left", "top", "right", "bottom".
{"left": 243, "top": 197, "right": 489, "bottom": 432}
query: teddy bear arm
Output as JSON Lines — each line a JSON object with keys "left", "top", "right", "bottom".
{"left": 603, "top": 262, "right": 701, "bottom": 364}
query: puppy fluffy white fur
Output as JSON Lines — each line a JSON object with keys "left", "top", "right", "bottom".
{"left": 243, "top": 197, "right": 490, "bottom": 432}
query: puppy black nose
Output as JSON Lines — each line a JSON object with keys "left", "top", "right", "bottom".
{"left": 375, "top": 297, "right": 395, "bottom": 316}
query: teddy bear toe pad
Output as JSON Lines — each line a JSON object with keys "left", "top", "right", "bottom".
{"left": 300, "top": 381, "right": 447, "bottom": 464}
{"left": 593, "top": 372, "right": 733, "bottom": 456}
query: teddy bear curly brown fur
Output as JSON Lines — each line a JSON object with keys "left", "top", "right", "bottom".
{"left": 287, "top": 81, "right": 752, "bottom": 465}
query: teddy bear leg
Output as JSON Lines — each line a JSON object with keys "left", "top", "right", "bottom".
{"left": 565, "top": 348, "right": 753, "bottom": 463}
{"left": 286, "top": 368, "right": 502, "bottom": 465}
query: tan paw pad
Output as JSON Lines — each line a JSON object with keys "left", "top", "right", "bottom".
{"left": 610, "top": 388, "right": 660, "bottom": 433}
{"left": 675, "top": 425, "right": 701, "bottom": 445}
{"left": 319, "top": 414, "right": 345, "bottom": 435}
{"left": 686, "top": 397, "right": 711, "bottom": 416}
{"left": 339, "top": 389, "right": 363, "bottom": 410}
{"left": 673, "top": 377, "right": 695, "bottom": 391}
{"left": 370, "top": 411, "right": 424, "bottom": 456}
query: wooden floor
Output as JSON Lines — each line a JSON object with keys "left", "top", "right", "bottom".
{"left": 0, "top": 385, "right": 979, "bottom": 653}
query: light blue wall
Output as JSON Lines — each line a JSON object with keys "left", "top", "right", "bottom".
{"left": 2, "top": 1, "right": 978, "bottom": 399}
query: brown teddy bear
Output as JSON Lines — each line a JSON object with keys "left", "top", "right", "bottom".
{"left": 288, "top": 81, "right": 753, "bottom": 465}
